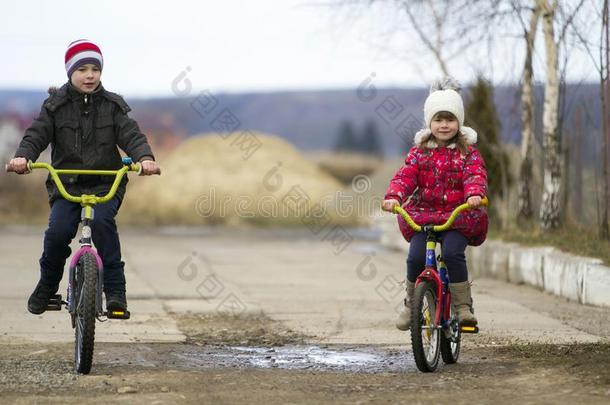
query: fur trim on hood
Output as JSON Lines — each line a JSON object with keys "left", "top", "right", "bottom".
{"left": 413, "top": 126, "right": 478, "bottom": 149}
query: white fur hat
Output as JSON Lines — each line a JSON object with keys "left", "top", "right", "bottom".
{"left": 424, "top": 76, "right": 464, "bottom": 128}
{"left": 414, "top": 76, "right": 478, "bottom": 149}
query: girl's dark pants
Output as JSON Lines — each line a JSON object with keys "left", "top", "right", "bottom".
{"left": 38, "top": 197, "right": 125, "bottom": 293}
{"left": 406, "top": 230, "right": 469, "bottom": 283}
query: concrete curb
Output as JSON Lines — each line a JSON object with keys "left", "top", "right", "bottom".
{"left": 376, "top": 215, "right": 610, "bottom": 308}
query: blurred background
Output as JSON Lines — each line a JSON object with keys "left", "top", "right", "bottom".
{"left": 1, "top": 0, "right": 609, "bottom": 259}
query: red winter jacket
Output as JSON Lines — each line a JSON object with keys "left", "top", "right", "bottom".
{"left": 384, "top": 129, "right": 488, "bottom": 246}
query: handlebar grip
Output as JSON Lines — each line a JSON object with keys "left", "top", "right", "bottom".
{"left": 136, "top": 164, "right": 161, "bottom": 176}
{"left": 5, "top": 162, "right": 29, "bottom": 173}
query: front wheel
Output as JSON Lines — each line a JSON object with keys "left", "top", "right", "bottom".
{"left": 410, "top": 280, "right": 440, "bottom": 372}
{"left": 74, "top": 252, "right": 97, "bottom": 374}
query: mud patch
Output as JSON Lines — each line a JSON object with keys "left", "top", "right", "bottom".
{"left": 496, "top": 342, "right": 610, "bottom": 388}
{"left": 1, "top": 342, "right": 610, "bottom": 404}
{"left": 171, "top": 313, "right": 415, "bottom": 373}
{"left": 175, "top": 313, "right": 310, "bottom": 346}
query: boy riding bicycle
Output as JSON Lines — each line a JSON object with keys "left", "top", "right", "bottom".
{"left": 8, "top": 39, "right": 160, "bottom": 315}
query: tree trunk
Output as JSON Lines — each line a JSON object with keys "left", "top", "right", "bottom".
{"left": 539, "top": 0, "right": 562, "bottom": 231}
{"left": 599, "top": 0, "right": 610, "bottom": 240}
{"left": 601, "top": 0, "right": 610, "bottom": 239}
{"left": 517, "top": 4, "right": 541, "bottom": 224}
{"left": 572, "top": 107, "right": 583, "bottom": 220}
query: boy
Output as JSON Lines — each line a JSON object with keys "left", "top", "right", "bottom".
{"left": 8, "top": 39, "right": 160, "bottom": 315}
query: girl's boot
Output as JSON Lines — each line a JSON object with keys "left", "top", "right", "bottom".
{"left": 395, "top": 281, "right": 415, "bottom": 330}
{"left": 449, "top": 281, "right": 478, "bottom": 326}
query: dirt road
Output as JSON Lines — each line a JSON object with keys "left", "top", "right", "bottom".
{"left": 0, "top": 226, "right": 608, "bottom": 404}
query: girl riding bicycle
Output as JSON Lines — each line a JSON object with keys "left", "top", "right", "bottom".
{"left": 8, "top": 39, "right": 159, "bottom": 315}
{"left": 381, "top": 77, "right": 488, "bottom": 330}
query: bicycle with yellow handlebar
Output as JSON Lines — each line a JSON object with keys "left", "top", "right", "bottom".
{"left": 393, "top": 197, "right": 489, "bottom": 372}
{"left": 5, "top": 157, "right": 159, "bottom": 374}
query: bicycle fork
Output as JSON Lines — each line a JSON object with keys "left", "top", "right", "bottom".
{"left": 66, "top": 205, "right": 105, "bottom": 321}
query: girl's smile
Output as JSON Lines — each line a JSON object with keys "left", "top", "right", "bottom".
{"left": 430, "top": 114, "right": 459, "bottom": 146}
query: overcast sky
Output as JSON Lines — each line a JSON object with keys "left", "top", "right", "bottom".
{"left": 0, "top": 0, "right": 599, "bottom": 97}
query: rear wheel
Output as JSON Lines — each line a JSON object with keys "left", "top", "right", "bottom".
{"left": 410, "top": 280, "right": 440, "bottom": 372}
{"left": 440, "top": 301, "right": 461, "bottom": 364}
{"left": 74, "top": 252, "right": 97, "bottom": 374}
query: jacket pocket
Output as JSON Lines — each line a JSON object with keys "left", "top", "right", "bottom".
{"left": 54, "top": 119, "right": 79, "bottom": 158}
{"left": 95, "top": 115, "right": 116, "bottom": 148}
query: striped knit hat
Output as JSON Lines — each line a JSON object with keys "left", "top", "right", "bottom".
{"left": 65, "top": 39, "right": 103, "bottom": 78}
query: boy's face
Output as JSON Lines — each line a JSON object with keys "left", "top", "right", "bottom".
{"left": 70, "top": 64, "right": 101, "bottom": 94}
{"left": 430, "top": 114, "right": 459, "bottom": 145}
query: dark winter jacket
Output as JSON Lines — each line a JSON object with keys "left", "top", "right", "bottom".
{"left": 14, "top": 82, "right": 154, "bottom": 205}
{"left": 384, "top": 127, "right": 488, "bottom": 246}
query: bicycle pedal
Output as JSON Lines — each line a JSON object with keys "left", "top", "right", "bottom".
{"left": 106, "top": 310, "right": 130, "bottom": 319}
{"left": 460, "top": 325, "right": 479, "bottom": 334}
{"left": 46, "top": 294, "right": 63, "bottom": 311}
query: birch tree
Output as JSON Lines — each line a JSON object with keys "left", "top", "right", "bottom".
{"left": 537, "top": 0, "right": 586, "bottom": 230}
{"left": 538, "top": 0, "right": 563, "bottom": 230}
{"left": 515, "top": 2, "right": 542, "bottom": 223}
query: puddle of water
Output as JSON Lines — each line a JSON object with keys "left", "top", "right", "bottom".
{"left": 173, "top": 345, "right": 416, "bottom": 373}
{"left": 230, "top": 346, "right": 383, "bottom": 368}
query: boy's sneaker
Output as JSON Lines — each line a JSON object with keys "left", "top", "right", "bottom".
{"left": 105, "top": 290, "right": 127, "bottom": 312}
{"left": 28, "top": 281, "right": 58, "bottom": 315}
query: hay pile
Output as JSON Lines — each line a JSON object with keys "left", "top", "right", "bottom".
{"left": 121, "top": 132, "right": 359, "bottom": 227}
{"left": 314, "top": 152, "right": 383, "bottom": 185}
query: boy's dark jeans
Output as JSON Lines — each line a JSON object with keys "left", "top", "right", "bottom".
{"left": 38, "top": 197, "right": 125, "bottom": 293}
{"left": 406, "top": 230, "right": 469, "bottom": 283}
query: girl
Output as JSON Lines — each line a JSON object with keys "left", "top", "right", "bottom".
{"left": 381, "top": 77, "right": 488, "bottom": 330}
{"left": 8, "top": 39, "right": 160, "bottom": 315}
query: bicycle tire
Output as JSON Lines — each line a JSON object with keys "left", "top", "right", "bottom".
{"left": 410, "top": 280, "right": 440, "bottom": 372}
{"left": 440, "top": 301, "right": 460, "bottom": 364}
{"left": 74, "top": 252, "right": 97, "bottom": 374}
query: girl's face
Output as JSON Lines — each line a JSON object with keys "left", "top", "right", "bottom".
{"left": 430, "top": 113, "right": 459, "bottom": 146}
{"left": 70, "top": 64, "right": 101, "bottom": 94}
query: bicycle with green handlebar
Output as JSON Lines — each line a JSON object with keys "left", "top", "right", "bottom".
{"left": 5, "top": 157, "right": 159, "bottom": 374}
{"left": 393, "top": 197, "right": 489, "bottom": 372}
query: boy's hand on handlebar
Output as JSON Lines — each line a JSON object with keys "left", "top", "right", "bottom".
{"left": 467, "top": 196, "right": 482, "bottom": 208}
{"left": 139, "top": 160, "right": 161, "bottom": 176}
{"left": 6, "top": 157, "right": 30, "bottom": 174}
{"left": 382, "top": 199, "right": 400, "bottom": 212}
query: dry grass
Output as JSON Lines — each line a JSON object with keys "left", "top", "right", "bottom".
{"left": 490, "top": 222, "right": 610, "bottom": 265}
{"left": 0, "top": 170, "right": 49, "bottom": 225}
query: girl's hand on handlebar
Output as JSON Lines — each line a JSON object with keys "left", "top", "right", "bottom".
{"left": 467, "top": 196, "right": 482, "bottom": 208}
{"left": 6, "top": 157, "right": 30, "bottom": 174}
{"left": 382, "top": 199, "right": 400, "bottom": 212}
{"left": 139, "top": 159, "right": 161, "bottom": 176}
